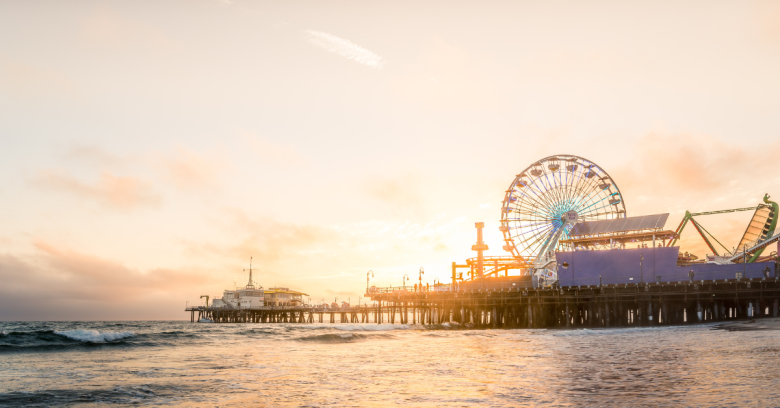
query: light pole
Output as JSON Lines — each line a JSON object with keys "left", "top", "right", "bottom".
{"left": 366, "top": 270, "right": 374, "bottom": 293}
{"left": 419, "top": 267, "right": 425, "bottom": 292}
{"left": 403, "top": 273, "right": 410, "bottom": 289}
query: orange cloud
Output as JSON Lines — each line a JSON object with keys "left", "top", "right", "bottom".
{"left": 159, "top": 148, "right": 225, "bottom": 192}
{"left": 362, "top": 174, "right": 423, "bottom": 206}
{"left": 758, "top": 2, "right": 780, "bottom": 47}
{"left": 614, "top": 132, "right": 780, "bottom": 200}
{"left": 32, "top": 169, "right": 160, "bottom": 210}
{"left": 0, "top": 241, "right": 221, "bottom": 320}
{"left": 181, "top": 210, "right": 330, "bottom": 266}
{"left": 611, "top": 131, "right": 780, "bottom": 258}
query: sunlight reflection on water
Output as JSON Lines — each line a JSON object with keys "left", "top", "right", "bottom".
{"left": 1, "top": 321, "right": 779, "bottom": 406}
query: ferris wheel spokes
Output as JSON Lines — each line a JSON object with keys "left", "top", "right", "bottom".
{"left": 500, "top": 155, "right": 627, "bottom": 285}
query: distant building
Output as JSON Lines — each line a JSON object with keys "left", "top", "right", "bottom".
{"left": 264, "top": 287, "right": 307, "bottom": 307}
{"left": 209, "top": 261, "right": 308, "bottom": 309}
{"left": 213, "top": 288, "right": 264, "bottom": 309}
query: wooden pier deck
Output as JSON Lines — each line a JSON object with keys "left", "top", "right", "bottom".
{"left": 187, "top": 277, "right": 780, "bottom": 328}
{"left": 185, "top": 306, "right": 379, "bottom": 324}
{"left": 368, "top": 277, "right": 780, "bottom": 328}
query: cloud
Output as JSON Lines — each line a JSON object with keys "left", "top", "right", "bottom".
{"left": 180, "top": 209, "right": 331, "bottom": 266}
{"left": 758, "top": 2, "right": 780, "bottom": 46}
{"left": 62, "top": 143, "right": 124, "bottom": 167}
{"left": 614, "top": 132, "right": 780, "bottom": 199}
{"left": 158, "top": 148, "right": 226, "bottom": 192}
{"left": 362, "top": 174, "right": 422, "bottom": 207}
{"left": 303, "top": 30, "right": 386, "bottom": 69}
{"left": 610, "top": 131, "right": 780, "bottom": 257}
{"left": 0, "top": 242, "right": 221, "bottom": 320}
{"left": 32, "top": 169, "right": 161, "bottom": 210}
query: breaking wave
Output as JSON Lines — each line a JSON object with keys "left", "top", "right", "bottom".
{"left": 0, "top": 329, "right": 142, "bottom": 353}
{"left": 295, "top": 332, "right": 396, "bottom": 343}
{"left": 54, "top": 330, "right": 135, "bottom": 342}
{"left": 332, "top": 324, "right": 410, "bottom": 331}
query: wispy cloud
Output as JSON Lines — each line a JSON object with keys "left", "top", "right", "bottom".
{"left": 303, "top": 30, "right": 385, "bottom": 69}
{"left": 31, "top": 169, "right": 161, "bottom": 210}
{"left": 157, "top": 147, "right": 226, "bottom": 192}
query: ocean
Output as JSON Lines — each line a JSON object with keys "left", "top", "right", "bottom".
{"left": 1, "top": 320, "right": 779, "bottom": 407}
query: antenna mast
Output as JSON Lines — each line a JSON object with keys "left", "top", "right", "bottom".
{"left": 243, "top": 257, "right": 255, "bottom": 289}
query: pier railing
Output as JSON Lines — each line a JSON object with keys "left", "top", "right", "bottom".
{"left": 185, "top": 305, "right": 378, "bottom": 312}
{"left": 367, "top": 281, "right": 533, "bottom": 295}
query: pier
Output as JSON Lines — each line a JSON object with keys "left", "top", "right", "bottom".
{"left": 187, "top": 276, "right": 780, "bottom": 328}
{"left": 186, "top": 306, "right": 378, "bottom": 324}
{"left": 367, "top": 277, "right": 780, "bottom": 328}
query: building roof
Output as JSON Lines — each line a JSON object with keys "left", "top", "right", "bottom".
{"left": 560, "top": 230, "right": 677, "bottom": 246}
{"left": 264, "top": 287, "right": 308, "bottom": 296}
{"left": 569, "top": 213, "right": 669, "bottom": 236}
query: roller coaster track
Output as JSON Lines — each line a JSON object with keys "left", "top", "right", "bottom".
{"left": 725, "top": 227, "right": 780, "bottom": 263}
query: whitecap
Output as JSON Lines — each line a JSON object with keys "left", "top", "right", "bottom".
{"left": 54, "top": 329, "right": 134, "bottom": 342}
{"left": 333, "top": 324, "right": 410, "bottom": 332}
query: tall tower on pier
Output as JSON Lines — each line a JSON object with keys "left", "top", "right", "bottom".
{"left": 244, "top": 257, "right": 256, "bottom": 289}
{"left": 472, "top": 222, "right": 489, "bottom": 279}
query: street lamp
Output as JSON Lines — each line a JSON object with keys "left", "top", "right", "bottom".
{"left": 419, "top": 267, "right": 425, "bottom": 292}
{"left": 366, "top": 270, "right": 374, "bottom": 293}
{"left": 403, "top": 273, "right": 410, "bottom": 288}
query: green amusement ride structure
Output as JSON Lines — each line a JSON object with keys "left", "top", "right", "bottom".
{"left": 668, "top": 194, "right": 779, "bottom": 263}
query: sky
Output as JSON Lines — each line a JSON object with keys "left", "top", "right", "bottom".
{"left": 1, "top": 0, "right": 779, "bottom": 320}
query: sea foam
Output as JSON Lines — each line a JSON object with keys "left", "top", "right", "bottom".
{"left": 333, "top": 324, "right": 409, "bottom": 331}
{"left": 54, "top": 329, "right": 135, "bottom": 342}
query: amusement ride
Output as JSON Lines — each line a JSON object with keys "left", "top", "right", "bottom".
{"left": 454, "top": 154, "right": 779, "bottom": 287}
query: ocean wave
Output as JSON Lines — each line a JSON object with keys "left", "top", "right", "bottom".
{"left": 54, "top": 330, "right": 135, "bottom": 342}
{"left": 295, "top": 332, "right": 396, "bottom": 343}
{"left": 333, "top": 324, "right": 410, "bottom": 331}
{"left": 0, "top": 329, "right": 140, "bottom": 353}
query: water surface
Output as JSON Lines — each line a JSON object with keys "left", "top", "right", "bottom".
{"left": 1, "top": 321, "right": 778, "bottom": 406}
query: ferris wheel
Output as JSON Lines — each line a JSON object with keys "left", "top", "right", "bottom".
{"left": 499, "top": 155, "right": 627, "bottom": 283}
